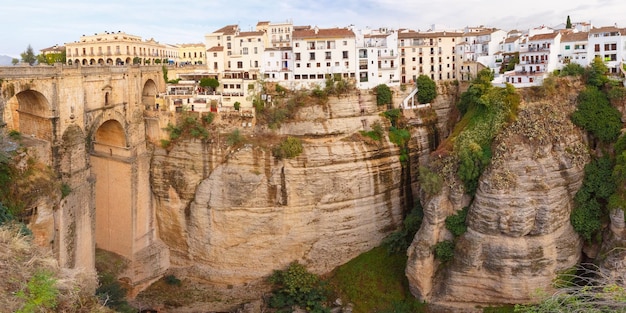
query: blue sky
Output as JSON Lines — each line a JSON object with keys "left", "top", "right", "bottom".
{"left": 1, "top": 0, "right": 624, "bottom": 58}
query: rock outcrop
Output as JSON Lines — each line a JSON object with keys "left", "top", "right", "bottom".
{"left": 407, "top": 80, "right": 590, "bottom": 306}
{"left": 150, "top": 90, "right": 437, "bottom": 289}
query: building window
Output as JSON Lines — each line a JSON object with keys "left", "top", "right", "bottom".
{"left": 316, "top": 63, "right": 321, "bottom": 67}
{"left": 295, "top": 53, "right": 301, "bottom": 60}
{"left": 243, "top": 47, "right": 248, "bottom": 55}
{"left": 343, "top": 41, "right": 347, "bottom": 46}
{"left": 565, "top": 45, "right": 570, "bottom": 50}
{"left": 325, "top": 51, "right": 331, "bottom": 59}
{"left": 595, "top": 44, "right": 600, "bottom": 52}
{"left": 307, "top": 63, "right": 311, "bottom": 68}
{"left": 237, "top": 61, "right": 242, "bottom": 68}
{"left": 326, "top": 62, "right": 331, "bottom": 67}
{"left": 309, "top": 52, "right": 315, "bottom": 60}
{"left": 342, "top": 51, "right": 348, "bottom": 59}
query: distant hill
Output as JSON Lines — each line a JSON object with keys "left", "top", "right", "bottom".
{"left": 0, "top": 55, "right": 14, "bottom": 66}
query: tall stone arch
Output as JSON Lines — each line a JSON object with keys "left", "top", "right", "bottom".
{"left": 142, "top": 79, "right": 157, "bottom": 110}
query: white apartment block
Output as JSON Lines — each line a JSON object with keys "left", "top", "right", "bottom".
{"left": 291, "top": 26, "right": 357, "bottom": 88}
{"left": 262, "top": 48, "right": 293, "bottom": 82}
{"left": 398, "top": 30, "right": 462, "bottom": 84}
{"left": 354, "top": 28, "right": 400, "bottom": 89}
{"left": 588, "top": 26, "right": 626, "bottom": 75}
{"left": 458, "top": 28, "right": 507, "bottom": 71}
{"left": 256, "top": 20, "right": 294, "bottom": 49}
{"left": 505, "top": 31, "right": 561, "bottom": 86}
{"left": 559, "top": 31, "right": 589, "bottom": 67}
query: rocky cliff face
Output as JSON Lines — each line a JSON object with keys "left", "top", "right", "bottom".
{"left": 149, "top": 90, "right": 436, "bottom": 290}
{"left": 407, "top": 80, "right": 590, "bottom": 306}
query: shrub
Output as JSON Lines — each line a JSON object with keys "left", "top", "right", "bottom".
{"left": 360, "top": 121, "right": 384, "bottom": 141}
{"left": 571, "top": 86, "right": 622, "bottom": 143}
{"left": 375, "top": 84, "right": 392, "bottom": 106}
{"left": 383, "top": 108, "right": 402, "bottom": 128}
{"left": 273, "top": 136, "right": 303, "bottom": 159}
{"left": 445, "top": 207, "right": 468, "bottom": 236}
{"left": 60, "top": 183, "right": 71, "bottom": 199}
{"left": 226, "top": 129, "right": 244, "bottom": 146}
{"left": 202, "top": 112, "right": 215, "bottom": 124}
{"left": 416, "top": 74, "right": 437, "bottom": 104}
{"left": 233, "top": 101, "right": 241, "bottom": 111}
{"left": 8, "top": 130, "right": 21, "bottom": 140}
{"left": 418, "top": 166, "right": 443, "bottom": 195}
{"left": 268, "top": 262, "right": 329, "bottom": 313}
{"left": 384, "top": 201, "right": 424, "bottom": 254}
{"left": 571, "top": 156, "right": 615, "bottom": 242}
{"left": 164, "top": 274, "right": 182, "bottom": 286}
{"left": 16, "top": 270, "right": 58, "bottom": 313}
{"left": 584, "top": 57, "right": 609, "bottom": 87}
{"left": 559, "top": 63, "right": 585, "bottom": 77}
{"left": 433, "top": 240, "right": 455, "bottom": 262}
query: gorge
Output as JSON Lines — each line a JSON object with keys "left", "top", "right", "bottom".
{"left": 1, "top": 64, "right": 626, "bottom": 312}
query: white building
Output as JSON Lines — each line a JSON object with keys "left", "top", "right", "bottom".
{"left": 262, "top": 47, "right": 293, "bottom": 83}
{"left": 458, "top": 28, "right": 507, "bottom": 70}
{"left": 505, "top": 31, "right": 561, "bottom": 86}
{"left": 291, "top": 26, "right": 357, "bottom": 88}
{"left": 588, "top": 26, "right": 626, "bottom": 75}
{"left": 559, "top": 31, "right": 589, "bottom": 67}
{"left": 354, "top": 28, "right": 400, "bottom": 89}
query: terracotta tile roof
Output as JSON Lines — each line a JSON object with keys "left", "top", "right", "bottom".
{"left": 213, "top": 24, "right": 239, "bottom": 35}
{"left": 398, "top": 30, "right": 462, "bottom": 39}
{"left": 590, "top": 26, "right": 625, "bottom": 34}
{"left": 207, "top": 46, "right": 224, "bottom": 52}
{"left": 529, "top": 32, "right": 558, "bottom": 41}
{"left": 293, "top": 27, "right": 355, "bottom": 39}
{"left": 561, "top": 32, "right": 589, "bottom": 42}
{"left": 179, "top": 43, "right": 204, "bottom": 47}
{"left": 237, "top": 31, "right": 264, "bottom": 37}
{"left": 256, "top": 21, "right": 270, "bottom": 26}
{"left": 504, "top": 36, "right": 520, "bottom": 43}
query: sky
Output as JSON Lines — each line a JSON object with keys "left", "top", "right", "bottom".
{"left": 1, "top": 0, "right": 625, "bottom": 58}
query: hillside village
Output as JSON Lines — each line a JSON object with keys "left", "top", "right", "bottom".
{"left": 37, "top": 18, "right": 626, "bottom": 111}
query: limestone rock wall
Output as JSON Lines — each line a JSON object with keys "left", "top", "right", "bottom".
{"left": 407, "top": 81, "right": 590, "bottom": 306}
{"left": 150, "top": 93, "right": 435, "bottom": 286}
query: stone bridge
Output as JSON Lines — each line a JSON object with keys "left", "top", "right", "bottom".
{"left": 0, "top": 64, "right": 170, "bottom": 290}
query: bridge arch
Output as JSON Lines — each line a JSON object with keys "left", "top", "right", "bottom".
{"left": 4, "top": 89, "right": 54, "bottom": 141}
{"left": 90, "top": 117, "right": 133, "bottom": 258}
{"left": 142, "top": 79, "right": 158, "bottom": 110}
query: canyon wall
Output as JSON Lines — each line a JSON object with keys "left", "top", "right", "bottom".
{"left": 149, "top": 89, "right": 440, "bottom": 288}
{"left": 407, "top": 79, "right": 590, "bottom": 307}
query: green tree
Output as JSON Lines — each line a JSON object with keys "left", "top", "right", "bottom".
{"left": 20, "top": 44, "right": 36, "bottom": 65}
{"left": 11, "top": 58, "right": 19, "bottom": 65}
{"left": 585, "top": 56, "right": 609, "bottom": 87}
{"left": 571, "top": 86, "right": 622, "bottom": 143}
{"left": 416, "top": 74, "right": 437, "bottom": 104}
{"left": 375, "top": 84, "right": 392, "bottom": 106}
{"left": 199, "top": 77, "right": 219, "bottom": 92}
{"left": 566, "top": 15, "right": 572, "bottom": 29}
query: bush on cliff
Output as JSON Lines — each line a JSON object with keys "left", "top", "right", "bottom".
{"left": 416, "top": 74, "right": 437, "bottom": 104}
{"left": 571, "top": 86, "right": 622, "bottom": 143}
{"left": 375, "top": 84, "right": 392, "bottom": 107}
{"left": 273, "top": 136, "right": 303, "bottom": 159}
{"left": 571, "top": 156, "right": 615, "bottom": 242}
{"left": 268, "top": 262, "right": 330, "bottom": 313}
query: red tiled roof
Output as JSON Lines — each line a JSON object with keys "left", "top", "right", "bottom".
{"left": 561, "top": 32, "right": 589, "bottom": 42}
{"left": 529, "top": 32, "right": 558, "bottom": 41}
{"left": 237, "top": 31, "right": 264, "bottom": 37}
{"left": 293, "top": 27, "right": 354, "bottom": 39}
{"left": 213, "top": 24, "right": 238, "bottom": 35}
{"left": 398, "top": 31, "right": 462, "bottom": 39}
{"left": 207, "top": 46, "right": 224, "bottom": 52}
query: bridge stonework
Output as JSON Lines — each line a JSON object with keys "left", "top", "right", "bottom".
{"left": 0, "top": 64, "right": 170, "bottom": 292}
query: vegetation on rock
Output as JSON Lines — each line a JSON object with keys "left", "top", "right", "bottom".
{"left": 375, "top": 84, "right": 392, "bottom": 107}
{"left": 268, "top": 262, "right": 330, "bottom": 313}
{"left": 272, "top": 136, "right": 304, "bottom": 159}
{"left": 416, "top": 74, "right": 437, "bottom": 104}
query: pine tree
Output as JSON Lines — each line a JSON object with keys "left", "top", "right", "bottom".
{"left": 566, "top": 15, "right": 572, "bottom": 29}
{"left": 20, "top": 44, "right": 36, "bottom": 65}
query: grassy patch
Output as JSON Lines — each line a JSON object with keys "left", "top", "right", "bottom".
{"left": 326, "top": 245, "right": 426, "bottom": 313}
